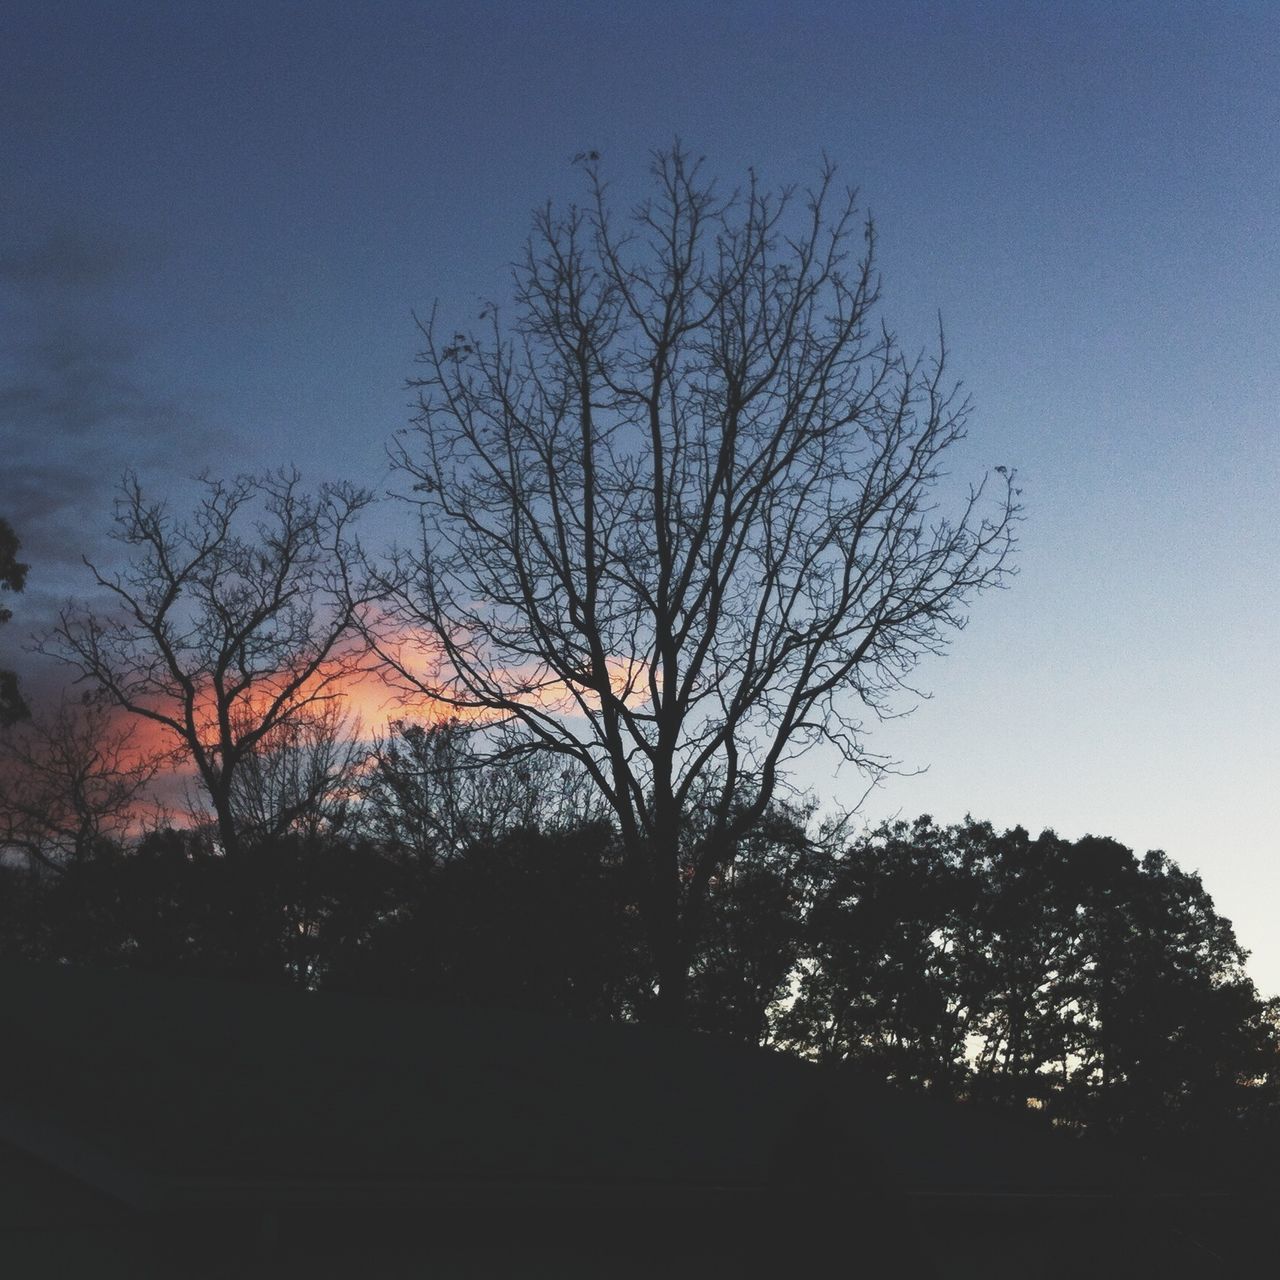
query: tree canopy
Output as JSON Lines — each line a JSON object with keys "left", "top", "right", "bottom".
{"left": 780, "top": 817, "right": 1278, "bottom": 1135}
{"left": 4, "top": 742, "right": 1273, "bottom": 1147}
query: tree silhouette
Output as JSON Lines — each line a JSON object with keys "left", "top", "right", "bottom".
{"left": 1062, "top": 841, "right": 1276, "bottom": 1134}
{"left": 334, "top": 821, "right": 646, "bottom": 1021}
{"left": 782, "top": 818, "right": 1279, "bottom": 1131}
{"left": 0, "top": 516, "right": 30, "bottom": 726}
{"left": 778, "top": 815, "right": 976, "bottom": 1094}
{"left": 227, "top": 701, "right": 363, "bottom": 843}
{"left": 377, "top": 146, "right": 1019, "bottom": 1019}
{"left": 684, "top": 800, "right": 840, "bottom": 1046}
{"left": 0, "top": 692, "right": 166, "bottom": 873}
{"left": 4, "top": 760, "right": 1275, "bottom": 1143}
{"left": 46, "top": 471, "right": 374, "bottom": 856}
{"left": 358, "top": 718, "right": 607, "bottom": 864}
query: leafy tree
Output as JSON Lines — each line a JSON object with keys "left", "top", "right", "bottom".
{"left": 783, "top": 818, "right": 1279, "bottom": 1131}
{"left": 324, "top": 820, "right": 646, "bottom": 1021}
{"left": 1062, "top": 843, "right": 1277, "bottom": 1133}
{"left": 0, "top": 516, "right": 30, "bottom": 726}
{"left": 685, "top": 801, "right": 839, "bottom": 1047}
{"left": 46, "top": 471, "right": 374, "bottom": 856}
{"left": 1, "top": 823, "right": 403, "bottom": 988}
{"left": 377, "top": 146, "right": 1018, "bottom": 1019}
{"left": 961, "top": 824, "right": 1087, "bottom": 1109}
{"left": 6, "top": 746, "right": 1274, "bottom": 1141}
{"left": 779, "top": 816, "right": 977, "bottom": 1095}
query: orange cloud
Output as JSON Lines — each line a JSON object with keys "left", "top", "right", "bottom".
{"left": 370, "top": 619, "right": 651, "bottom": 723}
{"left": 4, "top": 633, "right": 650, "bottom": 846}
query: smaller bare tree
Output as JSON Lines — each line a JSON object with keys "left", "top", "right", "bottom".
{"left": 0, "top": 693, "right": 167, "bottom": 872}
{"left": 229, "top": 702, "right": 364, "bottom": 842}
{"left": 359, "top": 720, "right": 608, "bottom": 864}
{"left": 46, "top": 471, "right": 375, "bottom": 856}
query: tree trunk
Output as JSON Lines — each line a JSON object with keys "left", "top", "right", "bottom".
{"left": 210, "top": 782, "right": 241, "bottom": 860}
{"left": 653, "top": 943, "right": 690, "bottom": 1027}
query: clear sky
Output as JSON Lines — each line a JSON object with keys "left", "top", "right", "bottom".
{"left": 3, "top": 2, "right": 1278, "bottom": 988}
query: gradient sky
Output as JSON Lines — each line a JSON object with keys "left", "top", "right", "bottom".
{"left": 3, "top": 2, "right": 1278, "bottom": 988}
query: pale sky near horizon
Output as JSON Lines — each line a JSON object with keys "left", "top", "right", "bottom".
{"left": 3, "top": 3, "right": 1278, "bottom": 988}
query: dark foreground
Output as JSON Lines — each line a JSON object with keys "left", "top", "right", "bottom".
{"left": 1, "top": 965, "right": 1272, "bottom": 1277}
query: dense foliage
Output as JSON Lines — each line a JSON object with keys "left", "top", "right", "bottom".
{"left": 777, "top": 818, "right": 1278, "bottom": 1137}
{"left": 2, "top": 719, "right": 1274, "bottom": 1147}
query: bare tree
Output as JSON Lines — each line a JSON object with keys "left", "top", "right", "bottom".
{"left": 228, "top": 701, "right": 364, "bottom": 842}
{"left": 358, "top": 719, "right": 609, "bottom": 864}
{"left": 379, "top": 146, "right": 1019, "bottom": 1019}
{"left": 47, "top": 471, "right": 374, "bottom": 856}
{"left": 0, "top": 693, "right": 167, "bottom": 872}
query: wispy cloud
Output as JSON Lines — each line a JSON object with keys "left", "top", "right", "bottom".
{"left": 0, "top": 228, "right": 151, "bottom": 292}
{"left": 0, "top": 226, "right": 221, "bottom": 567}
{"left": 0, "top": 226, "right": 228, "bottom": 705}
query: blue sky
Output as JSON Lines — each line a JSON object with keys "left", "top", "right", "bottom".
{"left": 3, "top": 2, "right": 1278, "bottom": 987}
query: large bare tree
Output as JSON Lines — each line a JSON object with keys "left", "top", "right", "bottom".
{"left": 380, "top": 147, "right": 1019, "bottom": 1019}
{"left": 48, "top": 471, "right": 373, "bottom": 856}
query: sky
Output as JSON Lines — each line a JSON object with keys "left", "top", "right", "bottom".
{"left": 2, "top": 2, "right": 1278, "bottom": 988}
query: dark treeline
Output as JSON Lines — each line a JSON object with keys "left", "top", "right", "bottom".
{"left": 2, "top": 714, "right": 1276, "bottom": 1157}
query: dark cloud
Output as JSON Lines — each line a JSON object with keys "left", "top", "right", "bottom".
{"left": 0, "top": 228, "right": 225, "bottom": 703}
{"left": 2, "top": 458, "right": 109, "bottom": 565}
{"left": 1, "top": 227, "right": 208, "bottom": 563}
{"left": 0, "top": 327, "right": 150, "bottom": 436}
{"left": 0, "top": 226, "right": 153, "bottom": 428}
{"left": 0, "top": 227, "right": 151, "bottom": 293}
